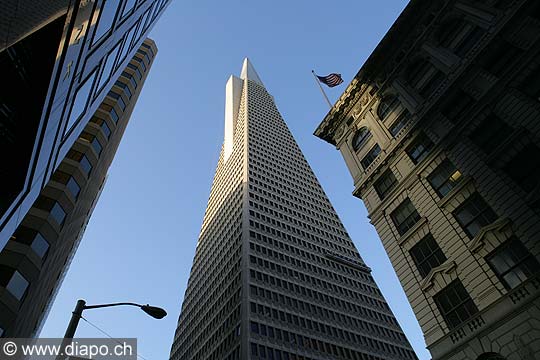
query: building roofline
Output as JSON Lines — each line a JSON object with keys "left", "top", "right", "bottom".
{"left": 313, "top": 0, "right": 424, "bottom": 145}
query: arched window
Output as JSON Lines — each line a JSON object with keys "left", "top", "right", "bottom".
{"left": 351, "top": 128, "right": 371, "bottom": 151}
{"left": 377, "top": 96, "right": 400, "bottom": 120}
{"left": 436, "top": 18, "right": 484, "bottom": 58}
{"left": 406, "top": 58, "right": 445, "bottom": 98}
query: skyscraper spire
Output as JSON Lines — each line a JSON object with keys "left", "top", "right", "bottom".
{"left": 240, "top": 57, "right": 264, "bottom": 86}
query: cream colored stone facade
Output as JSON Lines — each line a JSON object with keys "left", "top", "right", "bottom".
{"left": 315, "top": 1, "right": 540, "bottom": 359}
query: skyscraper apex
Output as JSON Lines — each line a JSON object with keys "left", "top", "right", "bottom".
{"left": 170, "top": 62, "right": 418, "bottom": 360}
{"left": 240, "top": 57, "right": 264, "bottom": 86}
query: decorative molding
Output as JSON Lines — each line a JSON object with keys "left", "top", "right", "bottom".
{"left": 436, "top": 175, "right": 474, "bottom": 209}
{"left": 420, "top": 260, "right": 457, "bottom": 291}
{"left": 469, "top": 217, "right": 512, "bottom": 253}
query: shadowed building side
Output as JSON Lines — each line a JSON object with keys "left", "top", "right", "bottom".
{"left": 314, "top": 1, "right": 540, "bottom": 359}
{"left": 0, "top": 39, "right": 157, "bottom": 338}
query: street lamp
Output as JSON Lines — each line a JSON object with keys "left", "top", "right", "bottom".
{"left": 63, "top": 299, "right": 167, "bottom": 339}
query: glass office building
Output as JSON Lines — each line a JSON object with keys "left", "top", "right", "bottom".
{"left": 0, "top": 0, "right": 171, "bottom": 251}
{"left": 168, "top": 59, "right": 418, "bottom": 360}
{"left": 0, "top": 39, "right": 158, "bottom": 338}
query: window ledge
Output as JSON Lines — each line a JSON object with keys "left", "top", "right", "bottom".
{"left": 436, "top": 175, "right": 473, "bottom": 209}
{"left": 420, "top": 260, "right": 457, "bottom": 292}
{"left": 468, "top": 217, "right": 512, "bottom": 253}
{"left": 398, "top": 217, "right": 428, "bottom": 246}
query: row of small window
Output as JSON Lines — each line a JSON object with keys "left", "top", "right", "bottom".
{"left": 250, "top": 270, "right": 396, "bottom": 327}
{"left": 249, "top": 322, "right": 411, "bottom": 360}
{"left": 249, "top": 218, "right": 356, "bottom": 258}
{"left": 412, "top": 229, "right": 539, "bottom": 290}
{"left": 250, "top": 240, "right": 377, "bottom": 295}
{"left": 249, "top": 230, "right": 371, "bottom": 282}
{"left": 251, "top": 342, "right": 315, "bottom": 360}
{"left": 356, "top": 130, "right": 434, "bottom": 173}
{"left": 250, "top": 301, "right": 406, "bottom": 353}
{"left": 0, "top": 230, "right": 52, "bottom": 303}
{"left": 390, "top": 190, "right": 496, "bottom": 239}
{"left": 249, "top": 253, "right": 385, "bottom": 311}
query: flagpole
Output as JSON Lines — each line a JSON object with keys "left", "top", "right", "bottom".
{"left": 311, "top": 70, "right": 332, "bottom": 109}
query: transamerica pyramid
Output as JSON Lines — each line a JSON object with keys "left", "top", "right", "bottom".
{"left": 168, "top": 59, "right": 418, "bottom": 360}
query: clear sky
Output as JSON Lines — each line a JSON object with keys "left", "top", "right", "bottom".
{"left": 40, "top": 1, "right": 431, "bottom": 359}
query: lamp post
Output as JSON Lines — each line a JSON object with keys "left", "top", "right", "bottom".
{"left": 57, "top": 299, "right": 167, "bottom": 359}
{"left": 63, "top": 299, "right": 167, "bottom": 339}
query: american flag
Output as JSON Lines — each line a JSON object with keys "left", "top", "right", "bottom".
{"left": 316, "top": 73, "right": 344, "bottom": 87}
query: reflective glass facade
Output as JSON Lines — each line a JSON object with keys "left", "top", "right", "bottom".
{"left": 0, "top": 0, "right": 171, "bottom": 251}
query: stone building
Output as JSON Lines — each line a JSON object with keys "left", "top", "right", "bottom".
{"left": 314, "top": 0, "right": 540, "bottom": 359}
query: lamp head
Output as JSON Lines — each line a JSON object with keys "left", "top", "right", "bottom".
{"left": 140, "top": 305, "right": 167, "bottom": 319}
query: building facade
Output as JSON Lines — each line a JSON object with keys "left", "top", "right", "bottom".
{"left": 0, "top": 39, "right": 157, "bottom": 337}
{"left": 169, "top": 59, "right": 418, "bottom": 360}
{"left": 0, "top": 0, "right": 171, "bottom": 251}
{"left": 314, "top": 1, "right": 540, "bottom": 359}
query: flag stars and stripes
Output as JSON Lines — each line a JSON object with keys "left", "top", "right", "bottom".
{"left": 316, "top": 73, "right": 344, "bottom": 87}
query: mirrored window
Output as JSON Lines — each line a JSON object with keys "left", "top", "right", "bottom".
{"left": 66, "top": 71, "right": 97, "bottom": 135}
{"left": 92, "top": 0, "right": 121, "bottom": 45}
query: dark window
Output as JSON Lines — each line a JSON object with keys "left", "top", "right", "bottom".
{"left": 108, "top": 91, "right": 126, "bottom": 111}
{"left": 360, "top": 144, "right": 381, "bottom": 169}
{"left": 80, "top": 155, "right": 92, "bottom": 175}
{"left": 51, "top": 171, "right": 80, "bottom": 199}
{"left": 437, "top": 20, "right": 485, "bottom": 57}
{"left": 5, "top": 270, "right": 29, "bottom": 300}
{"left": 427, "top": 159, "right": 463, "bottom": 197}
{"left": 410, "top": 234, "right": 447, "bottom": 277}
{"left": 453, "top": 193, "right": 497, "bottom": 238}
{"left": 50, "top": 202, "right": 66, "bottom": 225}
{"left": 251, "top": 343, "right": 258, "bottom": 356}
{"left": 390, "top": 198, "right": 421, "bottom": 235}
{"left": 503, "top": 143, "right": 540, "bottom": 193}
{"left": 91, "top": 137, "right": 103, "bottom": 156}
{"left": 486, "top": 237, "right": 540, "bottom": 289}
{"left": 377, "top": 96, "right": 400, "bottom": 120}
{"left": 406, "top": 59, "right": 446, "bottom": 98}
{"left": 434, "top": 280, "right": 478, "bottom": 329}
{"left": 66, "top": 176, "right": 81, "bottom": 199}
{"left": 389, "top": 111, "right": 410, "bottom": 136}
{"left": 110, "top": 108, "right": 119, "bottom": 123}
{"left": 31, "top": 233, "right": 50, "bottom": 259}
{"left": 520, "top": 64, "right": 540, "bottom": 101}
{"left": 66, "top": 150, "right": 92, "bottom": 176}
{"left": 406, "top": 133, "right": 434, "bottom": 164}
{"left": 478, "top": 37, "right": 522, "bottom": 77}
{"left": 440, "top": 90, "right": 474, "bottom": 123}
{"left": 469, "top": 114, "right": 512, "bottom": 154}
{"left": 351, "top": 128, "right": 371, "bottom": 151}
{"left": 373, "top": 170, "right": 397, "bottom": 199}
{"left": 115, "top": 80, "right": 132, "bottom": 99}
{"left": 101, "top": 121, "right": 111, "bottom": 138}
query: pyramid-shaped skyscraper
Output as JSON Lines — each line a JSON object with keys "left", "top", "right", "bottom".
{"left": 169, "top": 59, "right": 418, "bottom": 360}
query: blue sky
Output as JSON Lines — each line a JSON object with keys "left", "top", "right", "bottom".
{"left": 40, "top": 1, "right": 431, "bottom": 359}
